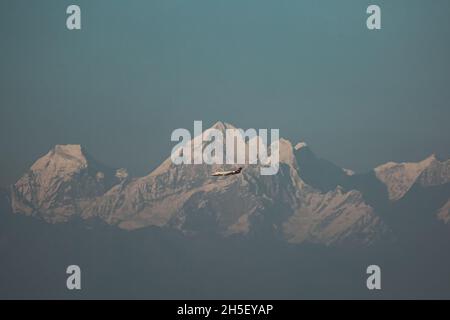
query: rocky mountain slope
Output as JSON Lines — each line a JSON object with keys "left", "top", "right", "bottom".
{"left": 8, "top": 122, "right": 450, "bottom": 246}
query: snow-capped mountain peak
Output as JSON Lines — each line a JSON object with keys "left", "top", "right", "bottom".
{"left": 9, "top": 123, "right": 450, "bottom": 247}
{"left": 374, "top": 154, "right": 437, "bottom": 200}
{"left": 11, "top": 144, "right": 122, "bottom": 221}
{"left": 210, "top": 121, "right": 236, "bottom": 132}
{"left": 30, "top": 144, "right": 88, "bottom": 175}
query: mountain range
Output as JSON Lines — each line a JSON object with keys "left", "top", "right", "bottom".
{"left": 8, "top": 121, "right": 450, "bottom": 246}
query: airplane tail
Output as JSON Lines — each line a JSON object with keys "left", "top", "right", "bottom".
{"left": 236, "top": 167, "right": 243, "bottom": 173}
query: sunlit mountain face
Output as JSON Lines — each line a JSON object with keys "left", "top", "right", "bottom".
{"left": 8, "top": 122, "right": 450, "bottom": 247}
{"left": 1, "top": 121, "right": 450, "bottom": 299}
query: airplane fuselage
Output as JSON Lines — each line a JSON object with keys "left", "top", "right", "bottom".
{"left": 211, "top": 167, "right": 242, "bottom": 177}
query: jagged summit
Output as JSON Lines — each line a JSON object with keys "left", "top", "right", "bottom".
{"left": 374, "top": 154, "right": 439, "bottom": 200}
{"left": 11, "top": 144, "right": 124, "bottom": 221}
{"left": 53, "top": 144, "right": 84, "bottom": 155}
{"left": 31, "top": 144, "right": 88, "bottom": 174}
{"left": 9, "top": 133, "right": 388, "bottom": 245}
{"left": 9, "top": 125, "right": 450, "bottom": 246}
{"left": 375, "top": 154, "right": 436, "bottom": 172}
{"left": 210, "top": 121, "right": 236, "bottom": 131}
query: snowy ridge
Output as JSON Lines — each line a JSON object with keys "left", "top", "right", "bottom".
{"left": 374, "top": 155, "right": 436, "bottom": 200}
{"left": 9, "top": 122, "right": 450, "bottom": 246}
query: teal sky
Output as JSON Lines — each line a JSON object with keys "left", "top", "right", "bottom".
{"left": 1, "top": 0, "right": 450, "bottom": 185}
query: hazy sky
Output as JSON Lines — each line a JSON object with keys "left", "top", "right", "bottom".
{"left": 1, "top": 0, "right": 450, "bottom": 186}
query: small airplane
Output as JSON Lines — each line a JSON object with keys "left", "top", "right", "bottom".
{"left": 211, "top": 167, "right": 243, "bottom": 177}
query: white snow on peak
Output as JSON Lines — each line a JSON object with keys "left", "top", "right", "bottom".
{"left": 375, "top": 154, "right": 435, "bottom": 172}
{"left": 31, "top": 144, "right": 87, "bottom": 174}
{"left": 343, "top": 168, "right": 355, "bottom": 176}
{"left": 279, "top": 138, "right": 295, "bottom": 165}
{"left": 374, "top": 154, "right": 437, "bottom": 200}
{"left": 151, "top": 121, "right": 296, "bottom": 176}
{"left": 210, "top": 121, "right": 236, "bottom": 132}
{"left": 115, "top": 168, "right": 129, "bottom": 179}
{"left": 294, "top": 142, "right": 308, "bottom": 150}
{"left": 375, "top": 155, "right": 436, "bottom": 176}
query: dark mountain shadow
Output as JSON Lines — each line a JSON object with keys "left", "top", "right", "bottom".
{"left": 293, "top": 145, "right": 450, "bottom": 248}
{"left": 83, "top": 148, "right": 125, "bottom": 191}
{"left": 294, "top": 146, "right": 390, "bottom": 212}
{"left": 0, "top": 187, "right": 12, "bottom": 230}
{"left": 344, "top": 171, "right": 390, "bottom": 213}
{"left": 294, "top": 146, "right": 348, "bottom": 192}
{"left": 246, "top": 163, "right": 300, "bottom": 240}
{"left": 385, "top": 182, "right": 450, "bottom": 241}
